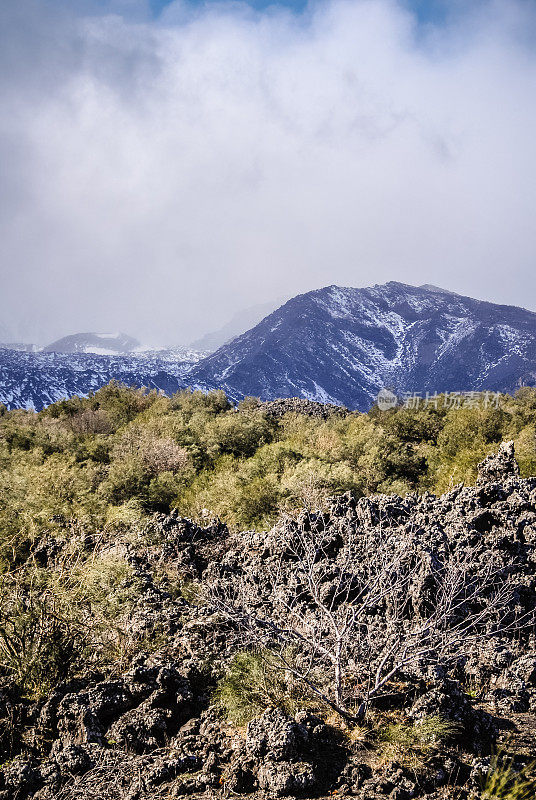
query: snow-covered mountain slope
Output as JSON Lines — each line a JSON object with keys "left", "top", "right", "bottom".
{"left": 134, "top": 345, "right": 209, "bottom": 361}
{"left": 0, "top": 350, "right": 192, "bottom": 411}
{"left": 3, "top": 282, "right": 536, "bottom": 412}
{"left": 188, "top": 282, "right": 536, "bottom": 410}
{"left": 43, "top": 332, "right": 140, "bottom": 355}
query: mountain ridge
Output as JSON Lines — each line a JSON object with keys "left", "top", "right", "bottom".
{"left": 188, "top": 281, "right": 536, "bottom": 409}
{"left": 2, "top": 281, "right": 536, "bottom": 411}
{"left": 42, "top": 332, "right": 141, "bottom": 355}
{"left": 189, "top": 299, "right": 284, "bottom": 352}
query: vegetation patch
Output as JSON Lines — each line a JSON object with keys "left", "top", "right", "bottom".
{"left": 215, "top": 650, "right": 318, "bottom": 725}
{"left": 375, "top": 715, "right": 460, "bottom": 773}
{"left": 478, "top": 754, "right": 536, "bottom": 799}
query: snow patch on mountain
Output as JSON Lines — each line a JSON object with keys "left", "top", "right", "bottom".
{"left": 3, "top": 283, "right": 536, "bottom": 412}
{"left": 189, "top": 282, "right": 536, "bottom": 410}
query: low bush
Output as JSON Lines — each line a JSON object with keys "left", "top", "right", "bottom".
{"left": 215, "top": 650, "right": 314, "bottom": 725}
{"left": 2, "top": 385, "right": 536, "bottom": 535}
{"left": 0, "top": 585, "right": 87, "bottom": 698}
{"left": 375, "top": 715, "right": 460, "bottom": 773}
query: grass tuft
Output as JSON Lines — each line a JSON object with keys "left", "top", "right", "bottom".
{"left": 375, "top": 714, "right": 460, "bottom": 773}
{"left": 478, "top": 754, "right": 536, "bottom": 799}
{"left": 215, "top": 650, "right": 315, "bottom": 725}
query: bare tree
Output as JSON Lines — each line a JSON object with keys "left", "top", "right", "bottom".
{"left": 208, "top": 512, "right": 530, "bottom": 723}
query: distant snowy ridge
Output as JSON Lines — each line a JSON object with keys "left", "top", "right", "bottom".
{"left": 188, "top": 282, "right": 536, "bottom": 410}
{"left": 2, "top": 282, "right": 536, "bottom": 411}
{"left": 0, "top": 350, "right": 192, "bottom": 411}
{"left": 42, "top": 332, "right": 141, "bottom": 355}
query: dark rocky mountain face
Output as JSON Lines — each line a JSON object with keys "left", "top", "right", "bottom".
{"left": 189, "top": 282, "right": 536, "bottom": 409}
{"left": 2, "top": 282, "right": 536, "bottom": 411}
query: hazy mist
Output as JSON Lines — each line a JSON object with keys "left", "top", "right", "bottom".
{"left": 1, "top": 0, "right": 535, "bottom": 346}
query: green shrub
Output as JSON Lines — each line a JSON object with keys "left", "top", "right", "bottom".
{"left": 0, "top": 586, "right": 87, "bottom": 698}
{"left": 2, "top": 382, "right": 536, "bottom": 714}
{"left": 3, "top": 383, "right": 536, "bottom": 541}
{"left": 215, "top": 651, "right": 299, "bottom": 725}
{"left": 376, "top": 715, "right": 460, "bottom": 772}
{"left": 194, "top": 412, "right": 276, "bottom": 459}
{"left": 279, "top": 458, "right": 358, "bottom": 512}
{"left": 478, "top": 754, "right": 536, "bottom": 799}
{"left": 170, "top": 388, "right": 231, "bottom": 418}
{"left": 99, "top": 456, "right": 149, "bottom": 504}
{"left": 178, "top": 456, "right": 281, "bottom": 529}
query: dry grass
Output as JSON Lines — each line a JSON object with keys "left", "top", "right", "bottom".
{"left": 374, "top": 714, "right": 460, "bottom": 773}
{"left": 478, "top": 754, "right": 536, "bottom": 799}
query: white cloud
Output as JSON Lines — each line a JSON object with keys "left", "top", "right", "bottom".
{"left": 1, "top": 0, "right": 535, "bottom": 345}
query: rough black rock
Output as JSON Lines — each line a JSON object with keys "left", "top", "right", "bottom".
{"left": 3, "top": 443, "right": 536, "bottom": 799}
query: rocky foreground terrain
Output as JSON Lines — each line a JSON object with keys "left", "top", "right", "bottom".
{"left": 2, "top": 442, "right": 536, "bottom": 799}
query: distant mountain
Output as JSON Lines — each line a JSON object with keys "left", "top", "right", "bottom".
{"left": 43, "top": 332, "right": 140, "bottom": 355}
{"left": 0, "top": 342, "right": 38, "bottom": 352}
{"left": 0, "top": 350, "right": 192, "bottom": 411}
{"left": 3, "top": 282, "right": 536, "bottom": 412}
{"left": 188, "top": 282, "right": 536, "bottom": 409}
{"left": 136, "top": 345, "right": 209, "bottom": 361}
{"left": 190, "top": 301, "right": 283, "bottom": 351}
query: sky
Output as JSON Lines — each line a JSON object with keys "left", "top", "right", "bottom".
{"left": 149, "top": 0, "right": 449, "bottom": 21}
{"left": 1, "top": 0, "right": 535, "bottom": 346}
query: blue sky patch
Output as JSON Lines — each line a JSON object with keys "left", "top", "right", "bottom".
{"left": 150, "top": 0, "right": 450, "bottom": 23}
